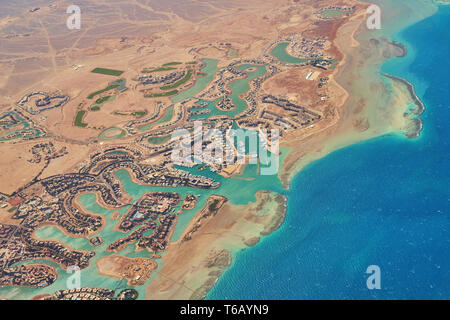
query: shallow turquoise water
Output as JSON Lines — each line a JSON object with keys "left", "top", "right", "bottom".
{"left": 99, "top": 127, "right": 126, "bottom": 140}
{"left": 190, "top": 64, "right": 267, "bottom": 120}
{"left": 271, "top": 42, "right": 309, "bottom": 64}
{"left": 137, "top": 59, "right": 218, "bottom": 132}
{"left": 208, "top": 3, "right": 450, "bottom": 300}
{"left": 172, "top": 58, "right": 219, "bottom": 103}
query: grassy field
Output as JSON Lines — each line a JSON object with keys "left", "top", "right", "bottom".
{"left": 132, "top": 111, "right": 147, "bottom": 117}
{"left": 142, "top": 67, "right": 177, "bottom": 73}
{"left": 114, "top": 111, "right": 147, "bottom": 117}
{"left": 91, "top": 68, "right": 124, "bottom": 76}
{"left": 160, "top": 69, "right": 193, "bottom": 90}
{"left": 162, "top": 62, "right": 183, "bottom": 66}
{"left": 145, "top": 90, "right": 179, "bottom": 98}
{"left": 74, "top": 111, "right": 88, "bottom": 127}
{"left": 88, "top": 85, "right": 119, "bottom": 99}
{"left": 95, "top": 95, "right": 112, "bottom": 104}
{"left": 90, "top": 95, "right": 114, "bottom": 111}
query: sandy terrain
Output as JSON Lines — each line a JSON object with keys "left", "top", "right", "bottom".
{"left": 96, "top": 255, "right": 158, "bottom": 287}
{"left": 1, "top": 0, "right": 364, "bottom": 192}
{"left": 279, "top": 3, "right": 421, "bottom": 187}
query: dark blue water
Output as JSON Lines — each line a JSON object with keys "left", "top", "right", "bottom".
{"left": 208, "top": 5, "right": 450, "bottom": 299}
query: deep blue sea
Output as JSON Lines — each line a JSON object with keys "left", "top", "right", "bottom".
{"left": 208, "top": 4, "right": 450, "bottom": 299}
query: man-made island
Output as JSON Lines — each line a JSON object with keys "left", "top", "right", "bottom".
{"left": 0, "top": 0, "right": 428, "bottom": 300}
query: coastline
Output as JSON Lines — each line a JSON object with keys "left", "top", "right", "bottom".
{"left": 0, "top": 0, "right": 444, "bottom": 301}
{"left": 280, "top": 0, "right": 437, "bottom": 189}
{"left": 382, "top": 73, "right": 426, "bottom": 138}
{"left": 382, "top": 73, "right": 426, "bottom": 115}
{"left": 278, "top": 6, "right": 365, "bottom": 189}
{"left": 388, "top": 41, "right": 407, "bottom": 58}
{"left": 146, "top": 191, "right": 286, "bottom": 300}
{"left": 207, "top": 0, "right": 440, "bottom": 299}
{"left": 160, "top": 0, "right": 436, "bottom": 299}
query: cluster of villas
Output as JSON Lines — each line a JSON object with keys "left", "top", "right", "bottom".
{"left": 315, "top": 5, "right": 357, "bottom": 20}
{"left": 137, "top": 70, "right": 186, "bottom": 86}
{"left": 0, "top": 264, "right": 57, "bottom": 288}
{"left": 17, "top": 91, "right": 69, "bottom": 115}
{"left": 43, "top": 288, "right": 138, "bottom": 300}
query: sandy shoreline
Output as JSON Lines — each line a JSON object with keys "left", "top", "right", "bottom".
{"left": 280, "top": 0, "right": 433, "bottom": 189}
{"left": 280, "top": 4, "right": 368, "bottom": 188}
{"left": 146, "top": 0, "right": 395, "bottom": 299}
{"left": 0, "top": 0, "right": 439, "bottom": 301}
{"left": 382, "top": 73, "right": 426, "bottom": 115}
{"left": 175, "top": 0, "right": 433, "bottom": 298}
{"left": 146, "top": 191, "right": 286, "bottom": 300}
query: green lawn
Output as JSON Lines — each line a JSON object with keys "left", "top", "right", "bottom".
{"left": 162, "top": 62, "right": 183, "bottom": 66}
{"left": 91, "top": 68, "right": 124, "bottom": 76}
{"left": 114, "top": 111, "right": 147, "bottom": 117}
{"left": 145, "top": 90, "right": 179, "bottom": 98}
{"left": 95, "top": 95, "right": 112, "bottom": 105}
{"left": 132, "top": 111, "right": 147, "bottom": 117}
{"left": 74, "top": 111, "right": 88, "bottom": 127}
{"left": 160, "top": 69, "right": 193, "bottom": 90}
{"left": 142, "top": 67, "right": 177, "bottom": 73}
{"left": 88, "top": 85, "right": 119, "bottom": 99}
